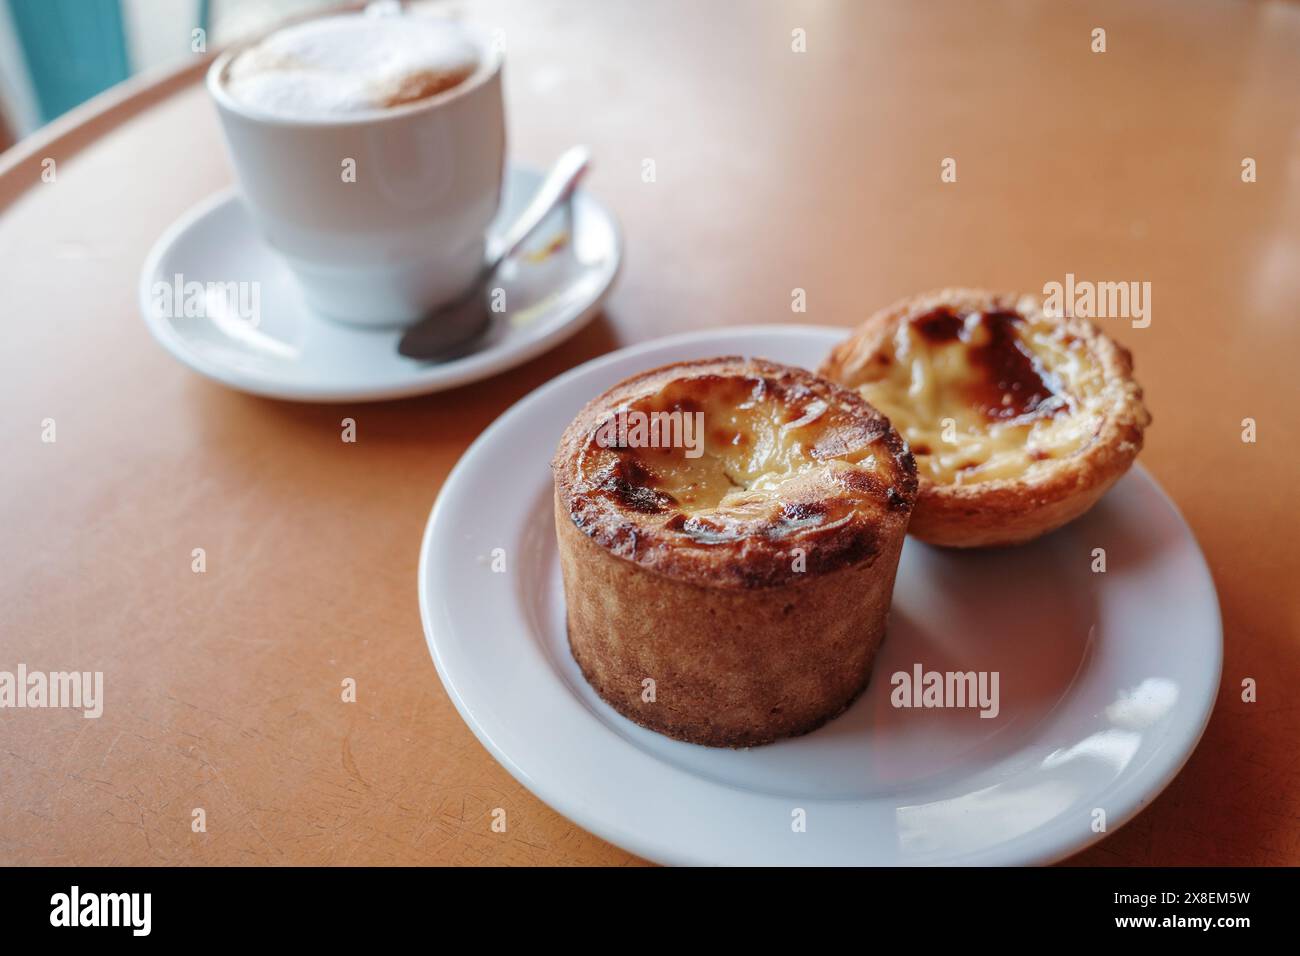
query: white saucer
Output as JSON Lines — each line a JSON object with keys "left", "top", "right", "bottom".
{"left": 418, "top": 325, "right": 1222, "bottom": 866}
{"left": 139, "top": 165, "right": 621, "bottom": 402}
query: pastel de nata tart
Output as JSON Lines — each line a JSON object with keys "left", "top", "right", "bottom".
{"left": 820, "top": 289, "right": 1151, "bottom": 548}
{"left": 552, "top": 357, "right": 917, "bottom": 748}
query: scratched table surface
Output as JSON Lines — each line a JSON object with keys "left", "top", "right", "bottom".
{"left": 1, "top": 0, "right": 1297, "bottom": 866}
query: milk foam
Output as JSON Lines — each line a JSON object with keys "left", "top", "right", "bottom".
{"left": 224, "top": 13, "right": 480, "bottom": 119}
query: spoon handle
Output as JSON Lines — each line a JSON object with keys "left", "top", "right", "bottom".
{"left": 485, "top": 145, "right": 591, "bottom": 268}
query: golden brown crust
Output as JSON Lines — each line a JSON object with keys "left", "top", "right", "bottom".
{"left": 552, "top": 356, "right": 916, "bottom": 747}
{"left": 820, "top": 288, "right": 1151, "bottom": 548}
{"left": 556, "top": 492, "right": 904, "bottom": 747}
{"left": 552, "top": 356, "right": 917, "bottom": 588}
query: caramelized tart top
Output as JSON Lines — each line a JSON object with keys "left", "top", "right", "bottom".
{"left": 552, "top": 357, "right": 917, "bottom": 588}
{"left": 821, "top": 290, "right": 1150, "bottom": 487}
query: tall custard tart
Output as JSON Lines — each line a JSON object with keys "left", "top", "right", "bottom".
{"left": 551, "top": 357, "right": 917, "bottom": 748}
{"left": 821, "top": 289, "right": 1151, "bottom": 548}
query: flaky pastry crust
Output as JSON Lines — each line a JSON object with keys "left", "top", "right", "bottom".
{"left": 820, "top": 288, "right": 1151, "bottom": 548}
{"left": 552, "top": 357, "right": 917, "bottom": 746}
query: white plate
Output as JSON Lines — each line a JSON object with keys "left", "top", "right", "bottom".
{"left": 418, "top": 325, "right": 1221, "bottom": 866}
{"left": 139, "top": 164, "right": 621, "bottom": 402}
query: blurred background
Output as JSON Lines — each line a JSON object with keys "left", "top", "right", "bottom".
{"left": 0, "top": 0, "right": 337, "bottom": 149}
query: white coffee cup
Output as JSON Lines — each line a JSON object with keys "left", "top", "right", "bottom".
{"left": 206, "top": 11, "right": 505, "bottom": 327}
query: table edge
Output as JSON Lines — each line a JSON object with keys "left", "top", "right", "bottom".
{"left": 0, "top": 54, "right": 213, "bottom": 214}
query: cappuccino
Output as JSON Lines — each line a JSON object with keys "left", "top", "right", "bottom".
{"left": 224, "top": 12, "right": 480, "bottom": 119}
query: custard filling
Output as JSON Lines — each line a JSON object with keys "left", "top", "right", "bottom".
{"left": 852, "top": 308, "right": 1106, "bottom": 484}
{"left": 576, "top": 374, "right": 899, "bottom": 534}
